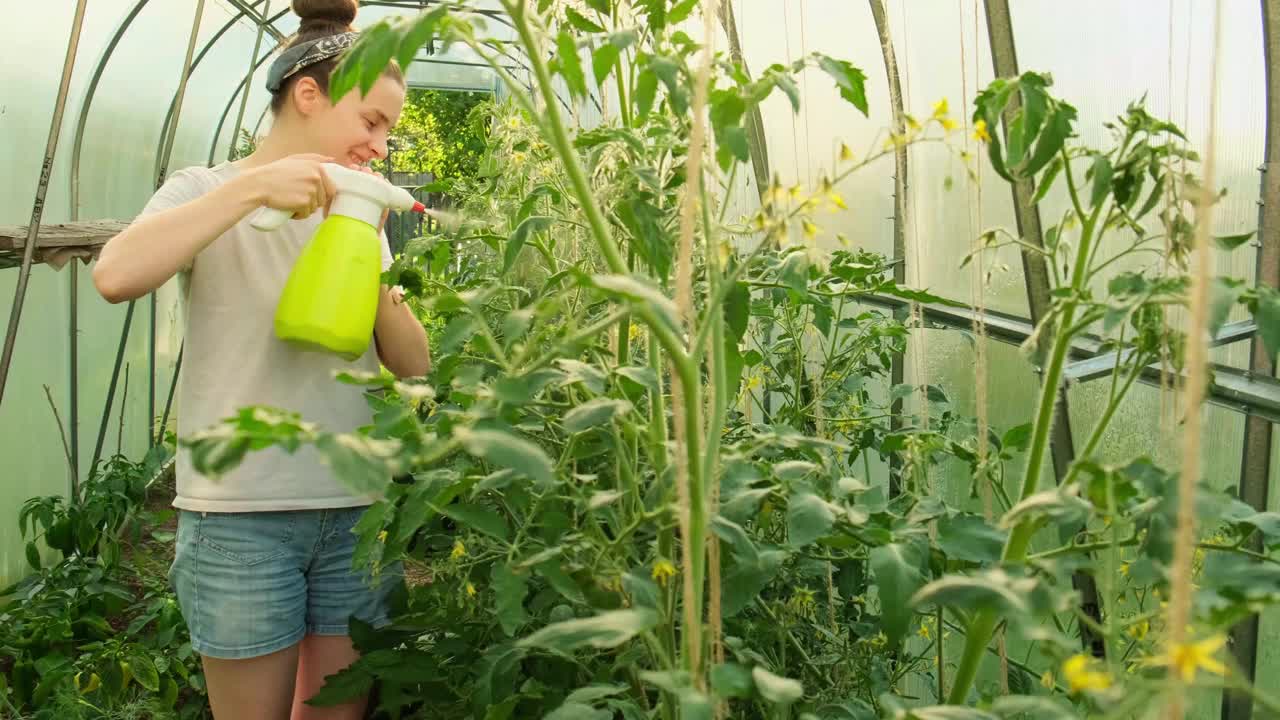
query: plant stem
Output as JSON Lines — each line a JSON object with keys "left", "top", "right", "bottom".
{"left": 949, "top": 151, "right": 1105, "bottom": 704}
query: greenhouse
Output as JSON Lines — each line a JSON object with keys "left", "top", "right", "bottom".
{"left": 1, "top": 0, "right": 1278, "bottom": 718}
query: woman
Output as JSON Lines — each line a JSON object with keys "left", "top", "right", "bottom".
{"left": 93, "top": 1, "right": 429, "bottom": 717}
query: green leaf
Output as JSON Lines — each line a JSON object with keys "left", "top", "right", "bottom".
{"left": 710, "top": 662, "right": 754, "bottom": 699}
{"left": 814, "top": 54, "right": 868, "bottom": 116}
{"left": 315, "top": 433, "right": 404, "bottom": 494}
{"left": 723, "top": 549, "right": 788, "bottom": 617}
{"left": 1214, "top": 231, "right": 1256, "bottom": 251}
{"left": 438, "top": 314, "right": 476, "bottom": 354}
{"left": 306, "top": 665, "right": 374, "bottom": 706}
{"left": 564, "top": 6, "right": 606, "bottom": 33}
{"left": 1000, "top": 487, "right": 1090, "bottom": 528}
{"left": 779, "top": 252, "right": 809, "bottom": 294}
{"left": 1257, "top": 287, "right": 1280, "bottom": 357}
{"left": 616, "top": 197, "right": 670, "bottom": 280}
{"left": 567, "top": 684, "right": 628, "bottom": 705}
{"left": 127, "top": 653, "right": 160, "bottom": 692}
{"left": 584, "top": 0, "right": 611, "bottom": 13}
{"left": 546, "top": 702, "right": 612, "bottom": 720}
{"left": 456, "top": 427, "right": 556, "bottom": 488}
{"left": 1210, "top": 277, "right": 1246, "bottom": 337}
{"left": 1030, "top": 156, "right": 1063, "bottom": 206}
{"left": 484, "top": 698, "right": 521, "bottom": 720}
{"left": 634, "top": 68, "right": 658, "bottom": 119}
{"left": 592, "top": 43, "right": 620, "bottom": 87}
{"left": 1089, "top": 155, "right": 1113, "bottom": 208}
{"left": 330, "top": 20, "right": 398, "bottom": 102}
{"left": 787, "top": 491, "right": 835, "bottom": 548}
{"left": 716, "top": 125, "right": 751, "bottom": 172}
{"left": 493, "top": 564, "right": 529, "bottom": 636}
{"left": 563, "top": 398, "right": 633, "bottom": 433}
{"left": 649, "top": 54, "right": 688, "bottom": 114}
{"left": 911, "top": 568, "right": 1049, "bottom": 619}
{"left": 752, "top": 667, "right": 803, "bottom": 705}
{"left": 396, "top": 6, "right": 447, "bottom": 71}
{"left": 721, "top": 487, "right": 771, "bottom": 525}
{"left": 441, "top": 503, "right": 510, "bottom": 542}
{"left": 589, "top": 274, "right": 680, "bottom": 332}
{"left": 667, "top": 0, "right": 697, "bottom": 24}
{"left": 1023, "top": 103, "right": 1077, "bottom": 178}
{"left": 904, "top": 707, "right": 1000, "bottom": 720}
{"left": 504, "top": 215, "right": 553, "bottom": 273}
{"left": 712, "top": 515, "right": 760, "bottom": 564}
{"left": 1001, "top": 423, "right": 1033, "bottom": 453}
{"left": 615, "top": 366, "right": 660, "bottom": 394}
{"left": 990, "top": 695, "right": 1077, "bottom": 720}
{"left": 555, "top": 31, "right": 588, "bottom": 100}
{"left": 25, "top": 541, "right": 40, "bottom": 570}
{"left": 518, "top": 608, "right": 659, "bottom": 653}
{"left": 869, "top": 541, "right": 927, "bottom": 645}
{"left": 725, "top": 282, "right": 750, "bottom": 342}
{"left": 622, "top": 570, "right": 661, "bottom": 609}
{"left": 539, "top": 561, "right": 587, "bottom": 604}
{"left": 936, "top": 514, "right": 1006, "bottom": 563}
{"left": 775, "top": 460, "right": 817, "bottom": 481}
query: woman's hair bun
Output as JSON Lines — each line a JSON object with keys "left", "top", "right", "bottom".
{"left": 292, "top": 0, "right": 357, "bottom": 37}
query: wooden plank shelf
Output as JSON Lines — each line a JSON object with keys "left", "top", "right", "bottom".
{"left": 0, "top": 220, "right": 128, "bottom": 270}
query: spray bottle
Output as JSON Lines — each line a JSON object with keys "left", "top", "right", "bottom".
{"left": 250, "top": 163, "right": 425, "bottom": 360}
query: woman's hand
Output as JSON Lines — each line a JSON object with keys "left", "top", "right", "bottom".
{"left": 245, "top": 154, "right": 337, "bottom": 220}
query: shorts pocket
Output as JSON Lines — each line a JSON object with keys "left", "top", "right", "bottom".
{"left": 197, "top": 511, "right": 298, "bottom": 566}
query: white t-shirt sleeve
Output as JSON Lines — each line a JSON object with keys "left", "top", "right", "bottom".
{"left": 136, "top": 166, "right": 216, "bottom": 273}
{"left": 138, "top": 167, "right": 212, "bottom": 218}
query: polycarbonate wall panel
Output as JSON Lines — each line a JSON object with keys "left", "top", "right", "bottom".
{"left": 1012, "top": 0, "right": 1265, "bottom": 372}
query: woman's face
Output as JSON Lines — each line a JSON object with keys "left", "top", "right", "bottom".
{"left": 295, "top": 74, "right": 405, "bottom": 166}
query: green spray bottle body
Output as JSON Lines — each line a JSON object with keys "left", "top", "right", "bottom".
{"left": 250, "top": 163, "right": 424, "bottom": 360}
{"left": 274, "top": 214, "right": 381, "bottom": 360}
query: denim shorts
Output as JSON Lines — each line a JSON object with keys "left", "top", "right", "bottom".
{"left": 168, "top": 506, "right": 403, "bottom": 660}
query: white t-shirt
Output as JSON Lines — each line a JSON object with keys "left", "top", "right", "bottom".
{"left": 138, "top": 162, "right": 393, "bottom": 512}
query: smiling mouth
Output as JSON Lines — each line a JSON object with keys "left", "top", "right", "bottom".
{"left": 349, "top": 153, "right": 367, "bottom": 166}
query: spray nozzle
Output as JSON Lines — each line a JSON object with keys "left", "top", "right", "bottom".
{"left": 249, "top": 163, "right": 425, "bottom": 232}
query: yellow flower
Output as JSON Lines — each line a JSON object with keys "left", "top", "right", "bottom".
{"left": 932, "top": 98, "right": 949, "bottom": 118}
{"left": 1127, "top": 619, "right": 1149, "bottom": 641}
{"left": 917, "top": 623, "right": 932, "bottom": 641}
{"left": 839, "top": 143, "right": 854, "bottom": 162}
{"left": 905, "top": 114, "right": 921, "bottom": 132}
{"left": 939, "top": 117, "right": 958, "bottom": 132}
{"left": 802, "top": 219, "right": 819, "bottom": 239}
{"left": 377, "top": 530, "right": 388, "bottom": 543}
{"left": 1147, "top": 635, "right": 1228, "bottom": 682}
{"left": 788, "top": 185, "right": 802, "bottom": 201}
{"left": 1062, "top": 654, "right": 1112, "bottom": 693}
{"left": 651, "top": 559, "right": 677, "bottom": 587}
{"left": 1040, "top": 670, "right": 1054, "bottom": 690}
{"left": 505, "top": 116, "right": 521, "bottom": 130}
{"left": 451, "top": 540, "right": 467, "bottom": 560}
{"left": 746, "top": 373, "right": 763, "bottom": 391}
{"left": 465, "top": 581, "right": 477, "bottom": 597}
{"left": 828, "top": 192, "right": 848, "bottom": 210}
{"left": 973, "top": 118, "right": 991, "bottom": 143}
{"left": 1120, "top": 562, "right": 1130, "bottom": 577}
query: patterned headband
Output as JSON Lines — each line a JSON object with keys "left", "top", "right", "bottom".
{"left": 265, "top": 31, "right": 358, "bottom": 93}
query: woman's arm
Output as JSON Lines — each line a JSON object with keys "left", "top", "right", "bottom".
{"left": 374, "top": 287, "right": 431, "bottom": 378}
{"left": 93, "top": 154, "right": 336, "bottom": 304}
